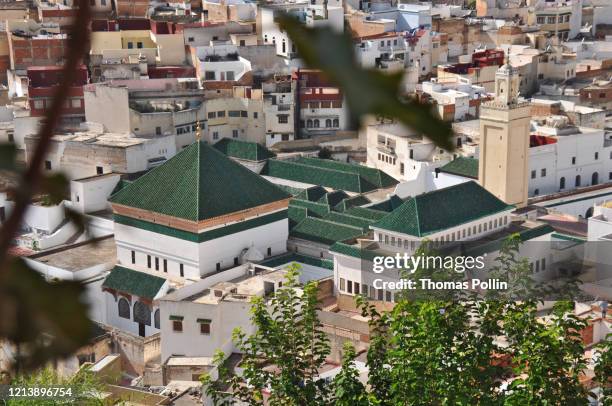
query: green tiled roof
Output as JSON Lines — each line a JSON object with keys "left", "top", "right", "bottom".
{"left": 439, "top": 157, "right": 479, "bottom": 179}
{"left": 110, "top": 141, "right": 290, "bottom": 221}
{"left": 290, "top": 198, "right": 331, "bottom": 218}
{"left": 551, "top": 233, "right": 586, "bottom": 243}
{"left": 288, "top": 205, "right": 308, "bottom": 229}
{"left": 111, "top": 179, "right": 132, "bottom": 196}
{"left": 318, "top": 190, "right": 349, "bottom": 207}
{"left": 213, "top": 138, "right": 275, "bottom": 161}
{"left": 290, "top": 217, "right": 366, "bottom": 245}
{"left": 373, "top": 181, "right": 514, "bottom": 237}
{"left": 334, "top": 195, "right": 371, "bottom": 212}
{"left": 262, "top": 158, "right": 398, "bottom": 193}
{"left": 323, "top": 211, "right": 376, "bottom": 231}
{"left": 367, "top": 195, "right": 404, "bottom": 212}
{"left": 102, "top": 266, "right": 166, "bottom": 299}
{"left": 296, "top": 157, "right": 398, "bottom": 189}
{"left": 344, "top": 206, "right": 387, "bottom": 221}
{"left": 259, "top": 253, "right": 334, "bottom": 270}
{"left": 296, "top": 186, "right": 328, "bottom": 202}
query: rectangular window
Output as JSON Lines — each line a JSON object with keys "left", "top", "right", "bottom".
{"left": 572, "top": 157, "right": 576, "bottom": 165}
{"left": 232, "top": 129, "right": 238, "bottom": 138}
{"left": 278, "top": 115, "right": 288, "bottom": 124}
{"left": 226, "top": 71, "right": 235, "bottom": 81}
{"left": 400, "top": 163, "right": 404, "bottom": 175}
{"left": 127, "top": 42, "right": 133, "bottom": 49}
{"left": 217, "top": 111, "right": 225, "bottom": 118}
{"left": 163, "top": 259, "right": 167, "bottom": 273}
{"left": 339, "top": 278, "right": 345, "bottom": 291}
{"left": 204, "top": 71, "right": 215, "bottom": 80}
{"left": 155, "top": 257, "right": 159, "bottom": 271}
{"left": 131, "top": 251, "right": 136, "bottom": 264}
{"left": 347, "top": 280, "right": 353, "bottom": 294}
{"left": 208, "top": 112, "right": 216, "bottom": 119}
{"left": 179, "top": 264, "right": 184, "bottom": 277}
{"left": 595, "top": 152, "right": 599, "bottom": 160}
{"left": 96, "top": 166, "right": 103, "bottom": 174}
{"left": 541, "top": 258, "right": 546, "bottom": 270}
{"left": 212, "top": 132, "right": 219, "bottom": 140}
{"left": 216, "top": 263, "right": 221, "bottom": 272}
{"left": 240, "top": 111, "right": 248, "bottom": 117}
{"left": 156, "top": 127, "right": 162, "bottom": 135}
{"left": 531, "top": 170, "right": 536, "bottom": 179}
{"left": 228, "top": 110, "right": 241, "bottom": 117}
{"left": 200, "top": 322, "right": 211, "bottom": 335}
{"left": 45, "top": 161, "right": 52, "bottom": 170}
{"left": 254, "top": 112, "right": 258, "bottom": 119}
{"left": 147, "top": 255, "right": 151, "bottom": 268}
{"left": 173, "top": 321, "right": 183, "bottom": 332}
{"left": 137, "top": 42, "right": 143, "bottom": 49}
{"left": 354, "top": 282, "right": 360, "bottom": 295}
{"left": 541, "top": 168, "right": 546, "bottom": 177}
{"left": 385, "top": 291, "right": 392, "bottom": 302}
{"left": 267, "top": 247, "right": 272, "bottom": 256}
{"left": 377, "top": 289, "right": 383, "bottom": 301}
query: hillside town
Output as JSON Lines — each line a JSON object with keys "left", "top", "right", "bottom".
{"left": 0, "top": 0, "right": 611, "bottom": 404}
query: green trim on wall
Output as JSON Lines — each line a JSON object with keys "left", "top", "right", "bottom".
{"left": 114, "top": 210, "right": 288, "bottom": 243}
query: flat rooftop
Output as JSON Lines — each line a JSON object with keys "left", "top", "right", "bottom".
{"left": 28, "top": 237, "right": 116, "bottom": 272}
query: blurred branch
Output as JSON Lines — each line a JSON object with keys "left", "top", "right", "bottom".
{"left": 0, "top": 0, "right": 91, "bottom": 272}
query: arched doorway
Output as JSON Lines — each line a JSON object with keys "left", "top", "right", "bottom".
{"left": 585, "top": 207, "right": 594, "bottom": 219}
{"left": 592, "top": 172, "right": 599, "bottom": 186}
{"left": 559, "top": 177, "right": 565, "bottom": 190}
{"left": 575, "top": 175, "right": 581, "bottom": 187}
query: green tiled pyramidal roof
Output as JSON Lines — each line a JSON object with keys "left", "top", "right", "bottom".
{"left": 110, "top": 141, "right": 291, "bottom": 221}
{"left": 368, "top": 195, "right": 404, "bottom": 212}
{"left": 213, "top": 138, "right": 275, "bottom": 162}
{"left": 262, "top": 157, "right": 398, "bottom": 193}
{"left": 373, "top": 181, "right": 514, "bottom": 237}
{"left": 102, "top": 266, "right": 166, "bottom": 299}
{"left": 439, "top": 157, "right": 479, "bottom": 179}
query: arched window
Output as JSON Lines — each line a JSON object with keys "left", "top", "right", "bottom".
{"left": 306, "top": 119, "right": 313, "bottom": 128}
{"left": 325, "top": 119, "right": 332, "bottom": 128}
{"left": 118, "top": 297, "right": 130, "bottom": 319}
{"left": 333, "top": 118, "right": 339, "bottom": 127}
{"left": 154, "top": 309, "right": 160, "bottom": 329}
{"left": 592, "top": 172, "right": 599, "bottom": 186}
{"left": 559, "top": 177, "right": 565, "bottom": 190}
{"left": 282, "top": 40, "right": 286, "bottom": 53}
{"left": 133, "top": 301, "right": 151, "bottom": 326}
{"left": 575, "top": 175, "right": 581, "bottom": 187}
{"left": 313, "top": 119, "right": 320, "bottom": 128}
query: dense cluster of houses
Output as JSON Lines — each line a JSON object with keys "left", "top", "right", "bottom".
{"left": 0, "top": 0, "right": 611, "bottom": 403}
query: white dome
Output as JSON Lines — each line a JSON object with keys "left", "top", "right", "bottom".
{"left": 241, "top": 245, "right": 264, "bottom": 263}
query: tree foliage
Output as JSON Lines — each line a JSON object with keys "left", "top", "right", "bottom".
{"left": 8, "top": 365, "right": 104, "bottom": 405}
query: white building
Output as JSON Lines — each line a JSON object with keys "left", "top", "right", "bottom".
{"left": 194, "top": 43, "right": 252, "bottom": 82}
{"left": 260, "top": 1, "right": 344, "bottom": 60}
{"left": 331, "top": 181, "right": 555, "bottom": 302}
{"left": 528, "top": 116, "right": 612, "bottom": 198}
{"left": 109, "top": 141, "right": 291, "bottom": 280}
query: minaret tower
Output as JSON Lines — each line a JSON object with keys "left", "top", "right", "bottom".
{"left": 478, "top": 59, "right": 531, "bottom": 207}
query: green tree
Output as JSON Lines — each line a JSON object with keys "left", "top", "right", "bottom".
{"left": 593, "top": 334, "right": 612, "bottom": 405}
{"left": 9, "top": 365, "right": 103, "bottom": 405}
{"left": 332, "top": 342, "right": 368, "bottom": 406}
{"left": 204, "top": 263, "right": 332, "bottom": 405}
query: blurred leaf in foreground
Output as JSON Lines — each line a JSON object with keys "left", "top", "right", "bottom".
{"left": 0, "top": 258, "right": 93, "bottom": 371}
{"left": 0, "top": 143, "right": 17, "bottom": 171}
{"left": 278, "top": 16, "right": 454, "bottom": 151}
